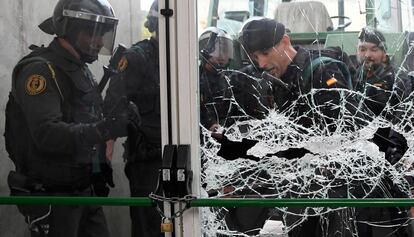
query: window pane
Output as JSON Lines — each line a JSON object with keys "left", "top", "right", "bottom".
{"left": 198, "top": 0, "right": 414, "bottom": 236}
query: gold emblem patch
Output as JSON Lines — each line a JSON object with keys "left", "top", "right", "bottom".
{"left": 117, "top": 56, "right": 128, "bottom": 72}
{"left": 25, "top": 74, "right": 47, "bottom": 95}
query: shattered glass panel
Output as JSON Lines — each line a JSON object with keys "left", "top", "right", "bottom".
{"left": 198, "top": 0, "right": 414, "bottom": 236}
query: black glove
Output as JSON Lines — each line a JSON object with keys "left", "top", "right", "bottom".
{"left": 101, "top": 162, "right": 115, "bottom": 188}
{"left": 97, "top": 101, "right": 141, "bottom": 140}
{"left": 96, "top": 116, "right": 129, "bottom": 140}
{"left": 92, "top": 172, "right": 111, "bottom": 197}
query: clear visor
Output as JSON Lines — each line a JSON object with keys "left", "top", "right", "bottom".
{"left": 208, "top": 37, "right": 234, "bottom": 62}
{"left": 85, "top": 22, "right": 117, "bottom": 55}
{"left": 63, "top": 10, "right": 118, "bottom": 56}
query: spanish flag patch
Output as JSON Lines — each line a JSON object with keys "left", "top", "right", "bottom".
{"left": 117, "top": 56, "right": 128, "bottom": 72}
{"left": 326, "top": 77, "right": 338, "bottom": 87}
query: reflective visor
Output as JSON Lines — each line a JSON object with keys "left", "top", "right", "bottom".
{"left": 63, "top": 9, "right": 118, "bottom": 24}
{"left": 63, "top": 9, "right": 118, "bottom": 55}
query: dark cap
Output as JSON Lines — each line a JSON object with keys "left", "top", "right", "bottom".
{"left": 358, "top": 27, "right": 387, "bottom": 51}
{"left": 239, "top": 18, "right": 285, "bottom": 54}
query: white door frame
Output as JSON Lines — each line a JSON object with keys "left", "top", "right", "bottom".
{"left": 159, "top": 0, "right": 200, "bottom": 236}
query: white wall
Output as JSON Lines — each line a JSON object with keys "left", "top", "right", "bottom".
{"left": 0, "top": 0, "right": 149, "bottom": 236}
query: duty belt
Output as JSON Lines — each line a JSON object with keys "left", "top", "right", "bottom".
{"left": 43, "top": 181, "right": 92, "bottom": 194}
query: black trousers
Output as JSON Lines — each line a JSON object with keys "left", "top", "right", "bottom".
{"left": 125, "top": 160, "right": 162, "bottom": 237}
{"left": 23, "top": 189, "right": 109, "bottom": 237}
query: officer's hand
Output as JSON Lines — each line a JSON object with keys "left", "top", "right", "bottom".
{"left": 101, "top": 162, "right": 115, "bottom": 188}
{"left": 105, "top": 140, "right": 115, "bottom": 161}
{"left": 211, "top": 129, "right": 226, "bottom": 143}
{"left": 92, "top": 173, "right": 111, "bottom": 197}
{"left": 97, "top": 101, "right": 141, "bottom": 140}
{"left": 96, "top": 114, "right": 130, "bottom": 140}
{"left": 208, "top": 123, "right": 221, "bottom": 132}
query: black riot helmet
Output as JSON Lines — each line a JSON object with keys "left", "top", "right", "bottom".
{"left": 199, "top": 27, "right": 234, "bottom": 70}
{"left": 39, "top": 0, "right": 119, "bottom": 63}
{"left": 144, "top": 0, "right": 159, "bottom": 33}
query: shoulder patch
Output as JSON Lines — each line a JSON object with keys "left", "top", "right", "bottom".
{"left": 326, "top": 77, "right": 338, "bottom": 87}
{"left": 25, "top": 74, "right": 47, "bottom": 95}
{"left": 117, "top": 56, "right": 128, "bottom": 72}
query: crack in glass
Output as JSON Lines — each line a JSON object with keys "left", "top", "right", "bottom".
{"left": 198, "top": 1, "right": 414, "bottom": 236}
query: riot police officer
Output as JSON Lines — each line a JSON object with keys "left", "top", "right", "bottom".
{"left": 199, "top": 26, "right": 275, "bottom": 133}
{"left": 4, "top": 0, "right": 137, "bottom": 236}
{"left": 104, "top": 1, "right": 162, "bottom": 236}
{"left": 199, "top": 27, "right": 235, "bottom": 131}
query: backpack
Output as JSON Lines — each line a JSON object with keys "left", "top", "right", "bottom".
{"left": 302, "top": 46, "right": 355, "bottom": 91}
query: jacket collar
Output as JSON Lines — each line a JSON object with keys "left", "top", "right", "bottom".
{"left": 49, "top": 38, "right": 84, "bottom": 68}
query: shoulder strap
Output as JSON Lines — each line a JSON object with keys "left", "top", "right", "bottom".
{"left": 302, "top": 56, "right": 353, "bottom": 92}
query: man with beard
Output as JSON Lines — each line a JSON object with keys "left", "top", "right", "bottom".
{"left": 354, "top": 27, "right": 411, "bottom": 116}
{"left": 354, "top": 27, "right": 411, "bottom": 165}
{"left": 353, "top": 27, "right": 413, "bottom": 237}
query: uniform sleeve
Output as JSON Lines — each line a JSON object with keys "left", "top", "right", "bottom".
{"left": 14, "top": 62, "right": 102, "bottom": 155}
{"left": 313, "top": 61, "right": 350, "bottom": 89}
{"left": 123, "top": 50, "right": 148, "bottom": 99}
{"left": 199, "top": 76, "right": 219, "bottom": 130}
{"left": 312, "top": 61, "right": 368, "bottom": 129}
{"left": 104, "top": 49, "right": 146, "bottom": 114}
